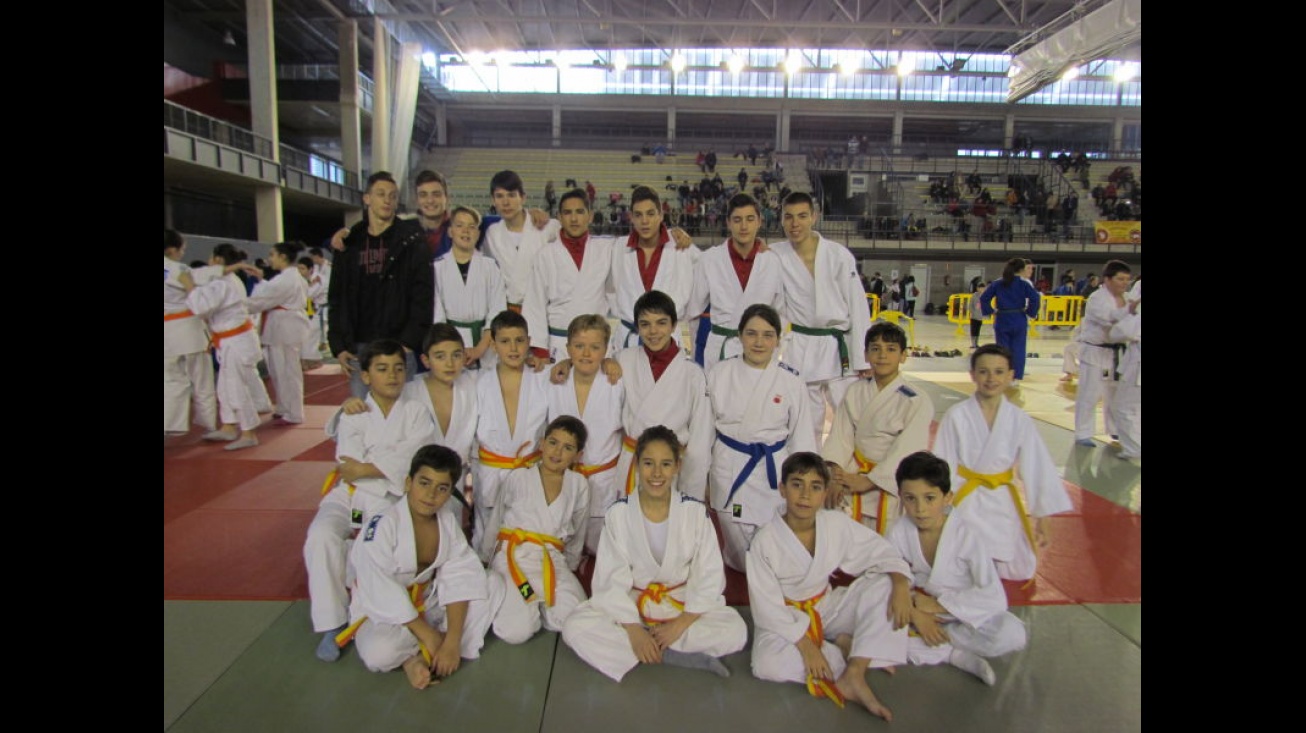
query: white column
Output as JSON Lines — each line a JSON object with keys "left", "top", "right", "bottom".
{"left": 247, "top": 0, "right": 282, "bottom": 242}
{"left": 371, "top": 17, "right": 391, "bottom": 175}
{"left": 892, "top": 110, "right": 904, "bottom": 154}
{"left": 338, "top": 21, "right": 363, "bottom": 186}
{"left": 552, "top": 104, "right": 562, "bottom": 148}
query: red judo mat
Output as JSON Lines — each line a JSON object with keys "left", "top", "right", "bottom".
{"left": 164, "top": 373, "right": 1140, "bottom": 606}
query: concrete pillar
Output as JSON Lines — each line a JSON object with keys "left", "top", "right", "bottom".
{"left": 371, "top": 17, "right": 391, "bottom": 175}
{"left": 338, "top": 21, "right": 363, "bottom": 187}
{"left": 552, "top": 104, "right": 562, "bottom": 148}
{"left": 246, "top": 0, "right": 282, "bottom": 242}
{"left": 435, "top": 101, "right": 447, "bottom": 147}
{"left": 1003, "top": 113, "right": 1015, "bottom": 151}
{"left": 778, "top": 108, "right": 790, "bottom": 151}
{"left": 667, "top": 106, "right": 676, "bottom": 145}
{"left": 1112, "top": 116, "right": 1125, "bottom": 154}
{"left": 891, "top": 110, "right": 904, "bottom": 154}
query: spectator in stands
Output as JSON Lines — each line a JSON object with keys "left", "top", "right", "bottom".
{"left": 585, "top": 180, "right": 597, "bottom": 207}
{"left": 705, "top": 149, "right": 718, "bottom": 174}
{"left": 747, "top": 143, "right": 758, "bottom": 165}
{"left": 1061, "top": 193, "right": 1078, "bottom": 238}
{"left": 545, "top": 180, "right": 557, "bottom": 216}
{"left": 1079, "top": 274, "right": 1100, "bottom": 298}
{"left": 1053, "top": 275, "right": 1075, "bottom": 296}
{"left": 737, "top": 167, "right": 749, "bottom": 191}
{"left": 696, "top": 150, "right": 707, "bottom": 173}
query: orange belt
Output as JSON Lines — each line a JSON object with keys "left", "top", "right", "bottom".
{"left": 335, "top": 580, "right": 431, "bottom": 654}
{"left": 320, "top": 468, "right": 356, "bottom": 498}
{"left": 211, "top": 319, "right": 254, "bottom": 349}
{"left": 478, "top": 445, "right": 542, "bottom": 470}
{"left": 573, "top": 454, "right": 620, "bottom": 478}
{"left": 636, "top": 581, "right": 686, "bottom": 626}
{"left": 621, "top": 435, "right": 639, "bottom": 495}
{"left": 786, "top": 588, "right": 846, "bottom": 708}
{"left": 497, "top": 527, "right": 565, "bottom": 606}
{"left": 163, "top": 309, "right": 194, "bottom": 322}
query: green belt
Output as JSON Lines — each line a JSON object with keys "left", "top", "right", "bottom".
{"left": 710, "top": 323, "right": 738, "bottom": 361}
{"left": 790, "top": 323, "right": 850, "bottom": 372}
{"left": 446, "top": 318, "right": 484, "bottom": 347}
{"left": 548, "top": 326, "right": 568, "bottom": 338}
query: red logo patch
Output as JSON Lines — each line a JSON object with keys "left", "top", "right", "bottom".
{"left": 773, "top": 395, "right": 782, "bottom": 403}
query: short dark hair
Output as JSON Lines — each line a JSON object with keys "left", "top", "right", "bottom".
{"left": 634, "top": 425, "right": 682, "bottom": 462}
{"left": 297, "top": 256, "right": 315, "bottom": 270}
{"left": 408, "top": 443, "right": 463, "bottom": 485}
{"left": 414, "top": 169, "right": 448, "bottom": 191}
{"left": 865, "top": 321, "right": 908, "bottom": 351}
{"left": 634, "top": 290, "right": 678, "bottom": 326}
{"left": 970, "top": 343, "right": 1013, "bottom": 370}
{"left": 1102, "top": 259, "right": 1131, "bottom": 279}
{"left": 739, "top": 303, "right": 781, "bottom": 335}
{"left": 211, "top": 243, "right": 246, "bottom": 265}
{"left": 558, "top": 188, "right": 589, "bottom": 211}
{"left": 630, "top": 185, "right": 661, "bottom": 210}
{"left": 164, "top": 229, "right": 184, "bottom": 253}
{"left": 366, "top": 171, "right": 397, "bottom": 192}
{"left": 490, "top": 170, "right": 525, "bottom": 196}
{"left": 308, "top": 247, "right": 326, "bottom": 259}
{"left": 272, "top": 241, "right": 306, "bottom": 260}
{"left": 545, "top": 415, "right": 589, "bottom": 454}
{"left": 781, "top": 451, "right": 830, "bottom": 484}
{"left": 359, "top": 338, "right": 406, "bottom": 370}
{"left": 490, "top": 309, "right": 529, "bottom": 338}
{"left": 726, "top": 193, "right": 760, "bottom": 219}
{"left": 781, "top": 191, "right": 815, "bottom": 211}
{"left": 895, "top": 451, "right": 951, "bottom": 494}
{"left": 423, "top": 323, "right": 465, "bottom": 353}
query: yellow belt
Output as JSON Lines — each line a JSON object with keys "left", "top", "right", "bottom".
{"left": 573, "top": 454, "right": 620, "bottom": 478}
{"left": 621, "top": 435, "right": 639, "bottom": 495}
{"left": 952, "top": 465, "right": 1035, "bottom": 554}
{"left": 478, "top": 445, "right": 542, "bottom": 470}
{"left": 636, "top": 581, "right": 686, "bottom": 626}
{"left": 785, "top": 588, "right": 845, "bottom": 708}
{"left": 497, "top": 527, "right": 565, "bottom": 606}
{"left": 320, "top": 468, "right": 356, "bottom": 497}
{"left": 335, "top": 581, "right": 432, "bottom": 660}
{"left": 849, "top": 451, "right": 890, "bottom": 533}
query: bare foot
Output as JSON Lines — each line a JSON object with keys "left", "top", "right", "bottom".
{"left": 402, "top": 654, "right": 434, "bottom": 690}
{"left": 834, "top": 633, "right": 853, "bottom": 660}
{"left": 835, "top": 666, "right": 893, "bottom": 722}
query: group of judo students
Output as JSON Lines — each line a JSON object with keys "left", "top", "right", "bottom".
{"left": 165, "top": 170, "right": 1120, "bottom": 721}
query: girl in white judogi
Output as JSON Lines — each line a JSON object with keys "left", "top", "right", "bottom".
{"left": 434, "top": 206, "right": 506, "bottom": 370}
{"left": 746, "top": 453, "right": 912, "bottom": 722}
{"left": 707, "top": 304, "right": 815, "bottom": 572}
{"left": 613, "top": 291, "right": 714, "bottom": 502}
{"left": 767, "top": 204, "right": 873, "bottom": 444}
{"left": 176, "top": 243, "right": 271, "bottom": 451}
{"left": 562, "top": 427, "right": 746, "bottom": 682}
{"left": 821, "top": 322, "right": 934, "bottom": 535}
{"left": 684, "top": 195, "right": 787, "bottom": 372}
{"left": 296, "top": 257, "right": 325, "bottom": 364}
{"left": 472, "top": 311, "right": 553, "bottom": 558}
{"left": 245, "top": 242, "right": 311, "bottom": 425}
{"left": 346, "top": 445, "right": 505, "bottom": 690}
{"left": 887, "top": 451, "right": 1027, "bottom": 686}
{"left": 546, "top": 316, "right": 625, "bottom": 555}
{"left": 485, "top": 416, "right": 591, "bottom": 643}
{"left": 933, "top": 345, "right": 1073, "bottom": 582}
{"left": 522, "top": 199, "right": 619, "bottom": 362}
{"left": 164, "top": 230, "right": 217, "bottom": 435}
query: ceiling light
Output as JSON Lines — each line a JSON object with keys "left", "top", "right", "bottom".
{"left": 612, "top": 53, "right": 627, "bottom": 73}
{"left": 670, "top": 53, "right": 686, "bottom": 73}
{"left": 1113, "top": 63, "right": 1136, "bottom": 83}
{"left": 728, "top": 54, "right": 745, "bottom": 75}
{"left": 222, "top": 30, "right": 236, "bottom": 47}
{"left": 1061, "top": 65, "right": 1080, "bottom": 81}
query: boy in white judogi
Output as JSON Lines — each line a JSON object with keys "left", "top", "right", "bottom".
{"left": 609, "top": 186, "right": 699, "bottom": 351}
{"left": 433, "top": 206, "right": 507, "bottom": 370}
{"left": 888, "top": 451, "right": 1027, "bottom": 686}
{"left": 472, "top": 311, "right": 553, "bottom": 556}
{"left": 304, "top": 340, "right": 438, "bottom": 662}
{"left": 707, "top": 303, "right": 814, "bottom": 572}
{"left": 164, "top": 231, "right": 217, "bottom": 435}
{"left": 747, "top": 452, "right": 912, "bottom": 722}
{"left": 546, "top": 316, "right": 626, "bottom": 555}
{"left": 1073, "top": 260, "right": 1133, "bottom": 446}
{"left": 684, "top": 193, "right": 787, "bottom": 372}
{"left": 933, "top": 345, "right": 1073, "bottom": 582}
{"left": 485, "top": 416, "right": 591, "bottom": 643}
{"left": 345, "top": 445, "right": 505, "bottom": 690}
{"left": 613, "top": 291, "right": 714, "bottom": 502}
{"left": 768, "top": 193, "right": 873, "bottom": 444}
{"left": 562, "top": 427, "right": 746, "bottom": 682}
{"left": 245, "top": 243, "right": 311, "bottom": 425}
{"left": 821, "top": 322, "right": 934, "bottom": 535}
{"left": 1107, "top": 283, "right": 1141, "bottom": 460}
{"left": 523, "top": 189, "right": 621, "bottom": 363}
{"left": 482, "top": 171, "right": 562, "bottom": 311}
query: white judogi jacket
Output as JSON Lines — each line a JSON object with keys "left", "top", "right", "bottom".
{"left": 768, "top": 235, "right": 872, "bottom": 382}
{"left": 522, "top": 234, "right": 618, "bottom": 356}
{"left": 547, "top": 373, "right": 625, "bottom": 517}
{"left": 164, "top": 259, "right": 220, "bottom": 357}
{"left": 433, "top": 250, "right": 506, "bottom": 355}
{"left": 484, "top": 218, "right": 562, "bottom": 306}
{"left": 707, "top": 356, "right": 815, "bottom": 526}
{"left": 185, "top": 273, "right": 261, "bottom": 360}
{"left": 1076, "top": 288, "right": 1130, "bottom": 371}
{"left": 472, "top": 367, "right": 552, "bottom": 510}
{"left": 484, "top": 467, "right": 590, "bottom": 570}
{"left": 887, "top": 513, "right": 1010, "bottom": 630}
{"left": 333, "top": 393, "right": 439, "bottom": 504}
{"left": 932, "top": 395, "right": 1072, "bottom": 581}
{"left": 246, "top": 270, "right": 310, "bottom": 346}
{"left": 684, "top": 240, "right": 787, "bottom": 370}
{"left": 401, "top": 371, "right": 479, "bottom": 467}
{"left": 609, "top": 239, "right": 698, "bottom": 349}
{"left": 615, "top": 346, "right": 714, "bottom": 501}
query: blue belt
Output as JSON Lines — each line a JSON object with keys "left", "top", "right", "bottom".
{"left": 716, "top": 431, "right": 786, "bottom": 510}
{"left": 621, "top": 319, "right": 641, "bottom": 348}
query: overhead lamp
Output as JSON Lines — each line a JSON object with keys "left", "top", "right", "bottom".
{"left": 1113, "top": 63, "right": 1136, "bottom": 83}
{"left": 783, "top": 50, "right": 802, "bottom": 75}
{"left": 669, "top": 53, "right": 686, "bottom": 73}
{"left": 612, "top": 53, "right": 627, "bottom": 73}
{"left": 222, "top": 30, "right": 236, "bottom": 47}
{"left": 727, "top": 54, "right": 745, "bottom": 75}
{"left": 1008, "top": 64, "right": 1020, "bottom": 77}
{"left": 554, "top": 54, "right": 570, "bottom": 71}
{"left": 466, "top": 50, "right": 487, "bottom": 66}
{"left": 896, "top": 56, "right": 913, "bottom": 76}
{"left": 1061, "top": 65, "right": 1080, "bottom": 81}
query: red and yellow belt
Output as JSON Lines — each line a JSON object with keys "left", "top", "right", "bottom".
{"left": 478, "top": 445, "right": 542, "bottom": 470}
{"left": 621, "top": 435, "right": 639, "bottom": 495}
{"left": 573, "top": 454, "right": 620, "bottom": 478}
{"left": 786, "top": 587, "right": 845, "bottom": 708}
{"left": 636, "top": 581, "right": 686, "bottom": 626}
{"left": 497, "top": 527, "right": 565, "bottom": 606}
